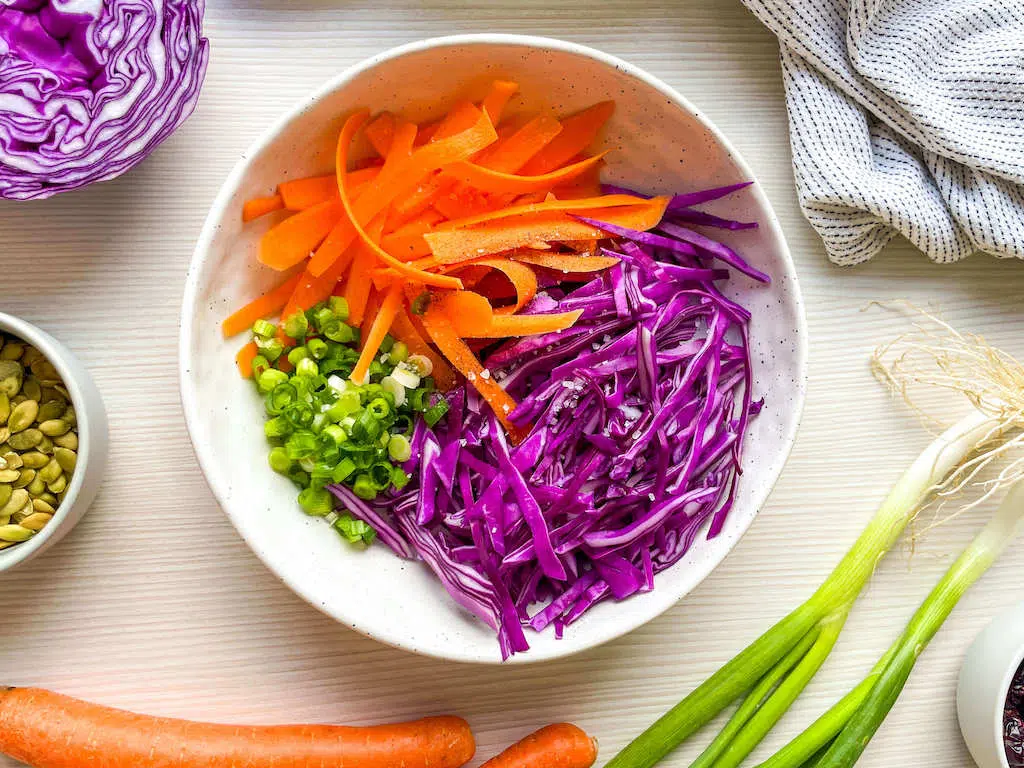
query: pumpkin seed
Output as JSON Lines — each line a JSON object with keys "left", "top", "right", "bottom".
{"left": 1, "top": 452, "right": 22, "bottom": 470}
{"left": 20, "top": 377, "right": 41, "bottom": 402}
{"left": 36, "top": 435, "right": 53, "bottom": 455}
{"left": 0, "top": 392, "right": 8, "bottom": 424}
{"left": 0, "top": 485, "right": 10, "bottom": 508}
{"left": 38, "top": 419, "right": 69, "bottom": 437}
{"left": 38, "top": 460, "right": 61, "bottom": 484}
{"left": 53, "top": 432, "right": 77, "bottom": 450}
{"left": 7, "top": 429, "right": 41, "bottom": 451}
{"left": 18, "top": 512, "right": 51, "bottom": 531}
{"left": 37, "top": 400, "right": 65, "bottom": 422}
{"left": 26, "top": 476, "right": 45, "bottom": 496}
{"left": 47, "top": 474, "right": 67, "bottom": 494}
{"left": 0, "top": 489, "right": 28, "bottom": 518}
{"left": 54, "top": 448, "right": 76, "bottom": 473}
{"left": 8, "top": 399, "right": 38, "bottom": 433}
{"left": 20, "top": 452, "right": 48, "bottom": 469}
{"left": 0, "top": 470, "right": 19, "bottom": 483}
{"left": 0, "top": 524, "right": 34, "bottom": 542}
{"left": 31, "top": 499, "right": 54, "bottom": 515}
{"left": 0, "top": 342, "right": 23, "bottom": 361}
{"left": 0, "top": 360, "right": 23, "bottom": 397}
{"left": 11, "top": 469, "right": 33, "bottom": 489}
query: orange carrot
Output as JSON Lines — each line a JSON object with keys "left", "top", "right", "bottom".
{"left": 438, "top": 291, "right": 581, "bottom": 338}
{"left": 467, "top": 258, "right": 537, "bottom": 313}
{"left": 421, "top": 303, "right": 525, "bottom": 442}
{"left": 380, "top": 231, "right": 434, "bottom": 261}
{"left": 365, "top": 111, "right": 396, "bottom": 156}
{"left": 443, "top": 152, "right": 607, "bottom": 195}
{"left": 481, "top": 724, "right": 597, "bottom": 768}
{"left": 422, "top": 198, "right": 668, "bottom": 266}
{"left": 510, "top": 251, "right": 621, "bottom": 273}
{"left": 436, "top": 193, "right": 655, "bottom": 231}
{"left": 222, "top": 272, "right": 304, "bottom": 338}
{"left": 343, "top": 213, "right": 387, "bottom": 328}
{"left": 236, "top": 341, "right": 259, "bottom": 378}
{"left": 259, "top": 199, "right": 341, "bottom": 270}
{"left": 0, "top": 687, "right": 475, "bottom": 768}
{"left": 481, "top": 80, "right": 519, "bottom": 123}
{"left": 352, "top": 282, "right": 403, "bottom": 382}
{"left": 520, "top": 101, "right": 615, "bottom": 175}
{"left": 391, "top": 307, "right": 455, "bottom": 391}
{"left": 477, "top": 115, "right": 562, "bottom": 173}
{"left": 433, "top": 101, "right": 483, "bottom": 141}
{"left": 334, "top": 111, "right": 464, "bottom": 290}
{"left": 278, "top": 168, "right": 381, "bottom": 210}
{"left": 243, "top": 194, "right": 284, "bottom": 222}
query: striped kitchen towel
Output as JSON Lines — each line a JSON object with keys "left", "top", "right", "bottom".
{"left": 741, "top": 0, "right": 1024, "bottom": 265}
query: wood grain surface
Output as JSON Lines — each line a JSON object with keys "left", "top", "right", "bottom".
{"left": 1, "top": 1, "right": 1022, "bottom": 766}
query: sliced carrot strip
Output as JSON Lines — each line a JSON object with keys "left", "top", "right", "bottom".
{"left": 437, "top": 291, "right": 581, "bottom": 338}
{"left": 311, "top": 124, "right": 417, "bottom": 275}
{"left": 422, "top": 198, "right": 668, "bottom": 266}
{"left": 236, "top": 341, "right": 259, "bottom": 378}
{"left": 278, "top": 167, "right": 381, "bottom": 210}
{"left": 352, "top": 282, "right": 403, "bottom": 383}
{"left": 511, "top": 251, "right": 621, "bottom": 273}
{"left": 390, "top": 174, "right": 456, "bottom": 222}
{"left": 469, "top": 258, "right": 537, "bottom": 313}
{"left": 391, "top": 307, "right": 455, "bottom": 391}
{"left": 520, "top": 101, "right": 615, "bottom": 175}
{"left": 243, "top": 194, "right": 284, "bottom": 222}
{"left": 433, "top": 101, "right": 483, "bottom": 141}
{"left": 222, "top": 271, "right": 304, "bottom": 338}
{"left": 380, "top": 231, "right": 433, "bottom": 261}
{"left": 432, "top": 184, "right": 494, "bottom": 220}
{"left": 481, "top": 80, "right": 518, "bottom": 123}
{"left": 334, "top": 112, "right": 465, "bottom": 290}
{"left": 437, "top": 193, "right": 654, "bottom": 231}
{"left": 477, "top": 115, "right": 562, "bottom": 173}
{"left": 259, "top": 199, "right": 341, "bottom": 270}
{"left": 421, "top": 303, "right": 526, "bottom": 442}
{"left": 365, "top": 112, "right": 396, "bottom": 156}
{"left": 344, "top": 213, "right": 387, "bottom": 328}
{"left": 443, "top": 152, "right": 607, "bottom": 196}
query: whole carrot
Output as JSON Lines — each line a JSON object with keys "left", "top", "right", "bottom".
{"left": 482, "top": 723, "right": 597, "bottom": 768}
{"left": 0, "top": 687, "right": 475, "bottom": 768}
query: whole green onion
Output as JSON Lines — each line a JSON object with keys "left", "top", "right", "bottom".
{"left": 607, "top": 311, "right": 1024, "bottom": 768}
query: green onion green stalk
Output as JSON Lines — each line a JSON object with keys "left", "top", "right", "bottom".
{"left": 606, "top": 309, "right": 1024, "bottom": 768}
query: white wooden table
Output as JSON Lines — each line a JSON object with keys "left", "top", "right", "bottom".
{"left": 2, "top": 2, "right": 1022, "bottom": 766}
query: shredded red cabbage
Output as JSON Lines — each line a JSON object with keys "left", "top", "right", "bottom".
{"left": 329, "top": 181, "right": 767, "bottom": 658}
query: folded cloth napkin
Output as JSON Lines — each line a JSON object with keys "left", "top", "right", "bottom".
{"left": 741, "top": 0, "right": 1024, "bottom": 265}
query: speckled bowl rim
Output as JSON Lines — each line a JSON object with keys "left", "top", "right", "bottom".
{"left": 180, "top": 34, "right": 809, "bottom": 663}
{"left": 0, "top": 313, "right": 97, "bottom": 572}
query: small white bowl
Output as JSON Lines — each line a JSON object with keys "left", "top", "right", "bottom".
{"left": 958, "top": 601, "right": 1024, "bottom": 768}
{"left": 0, "top": 313, "right": 109, "bottom": 573}
{"left": 180, "top": 34, "right": 807, "bottom": 663}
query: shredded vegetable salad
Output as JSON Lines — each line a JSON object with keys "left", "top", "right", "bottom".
{"left": 226, "top": 79, "right": 769, "bottom": 656}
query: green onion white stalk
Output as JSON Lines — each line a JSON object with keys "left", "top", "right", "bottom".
{"left": 606, "top": 309, "right": 1024, "bottom": 768}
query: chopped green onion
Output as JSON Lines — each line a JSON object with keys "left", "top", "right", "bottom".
{"left": 388, "top": 434, "right": 411, "bottom": 462}
{"left": 307, "top": 338, "right": 328, "bottom": 360}
{"left": 410, "top": 291, "right": 429, "bottom": 315}
{"left": 252, "top": 319, "right": 276, "bottom": 339}
{"left": 287, "top": 346, "right": 309, "bottom": 367}
{"left": 264, "top": 416, "right": 291, "bottom": 439}
{"left": 298, "top": 486, "right": 333, "bottom": 516}
{"left": 268, "top": 446, "right": 291, "bottom": 473}
{"left": 286, "top": 467, "right": 309, "bottom": 488}
{"left": 334, "top": 513, "right": 374, "bottom": 544}
{"left": 296, "top": 357, "right": 319, "bottom": 377}
{"left": 352, "top": 473, "right": 377, "bottom": 500}
{"left": 369, "top": 461, "right": 392, "bottom": 489}
{"left": 283, "top": 401, "right": 314, "bottom": 428}
{"left": 313, "top": 307, "right": 335, "bottom": 331}
{"left": 257, "top": 368, "right": 288, "bottom": 394}
{"left": 390, "top": 341, "right": 409, "bottom": 364}
{"left": 323, "top": 320, "right": 356, "bottom": 344}
{"left": 367, "top": 397, "right": 391, "bottom": 420}
{"left": 285, "top": 430, "right": 318, "bottom": 460}
{"left": 332, "top": 458, "right": 357, "bottom": 483}
{"left": 391, "top": 467, "right": 410, "bottom": 490}
{"left": 321, "top": 424, "right": 347, "bottom": 445}
{"left": 423, "top": 401, "right": 449, "bottom": 427}
{"left": 391, "top": 365, "right": 420, "bottom": 389}
{"left": 406, "top": 353, "right": 433, "bottom": 377}
{"left": 379, "top": 335, "right": 395, "bottom": 354}
{"left": 283, "top": 311, "right": 309, "bottom": 339}
{"left": 251, "top": 355, "right": 270, "bottom": 378}
{"left": 254, "top": 336, "right": 284, "bottom": 362}
{"left": 329, "top": 296, "right": 349, "bottom": 321}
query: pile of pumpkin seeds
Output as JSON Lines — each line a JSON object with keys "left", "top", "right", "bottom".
{"left": 0, "top": 333, "right": 78, "bottom": 550}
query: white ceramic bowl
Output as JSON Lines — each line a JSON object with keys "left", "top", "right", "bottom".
{"left": 180, "top": 34, "right": 807, "bottom": 663}
{"left": 958, "top": 601, "right": 1024, "bottom": 768}
{"left": 0, "top": 313, "right": 108, "bottom": 573}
